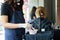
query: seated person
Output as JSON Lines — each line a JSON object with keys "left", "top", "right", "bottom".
{"left": 26, "top": 6, "right": 52, "bottom": 34}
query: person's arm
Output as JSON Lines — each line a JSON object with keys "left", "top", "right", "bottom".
{"left": 1, "top": 15, "right": 27, "bottom": 29}
{"left": 1, "top": 3, "right": 32, "bottom": 29}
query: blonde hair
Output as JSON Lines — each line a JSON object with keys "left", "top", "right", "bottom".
{"left": 35, "top": 6, "right": 47, "bottom": 18}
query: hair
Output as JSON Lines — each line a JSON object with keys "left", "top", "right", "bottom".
{"left": 4, "top": 0, "right": 24, "bottom": 11}
{"left": 30, "top": 6, "right": 37, "bottom": 14}
{"left": 4, "top": 0, "right": 13, "bottom": 4}
{"left": 4, "top": 0, "right": 14, "bottom": 11}
{"left": 12, "top": 0, "right": 24, "bottom": 11}
{"left": 35, "top": 6, "right": 47, "bottom": 18}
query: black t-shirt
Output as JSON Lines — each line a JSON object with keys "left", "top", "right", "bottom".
{"left": 1, "top": 3, "right": 13, "bottom": 22}
{"left": 1, "top": 3, "right": 25, "bottom": 35}
{"left": 1, "top": 3, "right": 25, "bottom": 23}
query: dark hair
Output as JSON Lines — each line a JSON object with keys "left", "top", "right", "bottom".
{"left": 4, "top": 0, "right": 24, "bottom": 11}
{"left": 30, "top": 6, "right": 37, "bottom": 19}
{"left": 12, "top": 0, "right": 24, "bottom": 11}
{"left": 31, "top": 6, "right": 37, "bottom": 14}
{"left": 4, "top": 0, "right": 13, "bottom": 4}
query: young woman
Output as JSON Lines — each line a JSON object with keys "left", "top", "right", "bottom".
{"left": 33, "top": 6, "right": 52, "bottom": 32}
{"left": 25, "top": 6, "right": 53, "bottom": 40}
{"left": 27, "top": 6, "right": 52, "bottom": 34}
{"left": 30, "top": 6, "right": 37, "bottom": 20}
{"left": 1, "top": 0, "right": 32, "bottom": 40}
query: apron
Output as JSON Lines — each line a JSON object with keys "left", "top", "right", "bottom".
{"left": 5, "top": 10, "right": 25, "bottom": 40}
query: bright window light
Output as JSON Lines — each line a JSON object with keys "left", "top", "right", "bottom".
{"left": 0, "top": 0, "right": 4, "bottom": 3}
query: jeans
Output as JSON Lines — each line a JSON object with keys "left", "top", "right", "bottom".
{"left": 25, "top": 31, "right": 53, "bottom": 40}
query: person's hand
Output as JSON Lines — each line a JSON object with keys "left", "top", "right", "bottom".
{"left": 28, "top": 27, "right": 38, "bottom": 34}
{"left": 18, "top": 23, "right": 32, "bottom": 28}
{"left": 26, "top": 23, "right": 32, "bottom": 29}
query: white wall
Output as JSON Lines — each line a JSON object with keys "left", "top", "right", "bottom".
{"left": 0, "top": 0, "right": 4, "bottom": 3}
{"left": 39, "top": 0, "right": 44, "bottom": 6}
{"left": 27, "top": 0, "right": 39, "bottom": 20}
{"left": 0, "top": 0, "right": 5, "bottom": 40}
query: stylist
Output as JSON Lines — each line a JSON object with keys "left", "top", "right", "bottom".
{"left": 1, "top": 0, "right": 31, "bottom": 40}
